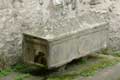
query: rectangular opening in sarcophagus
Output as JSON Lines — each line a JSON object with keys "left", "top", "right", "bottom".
{"left": 22, "top": 34, "right": 48, "bottom": 67}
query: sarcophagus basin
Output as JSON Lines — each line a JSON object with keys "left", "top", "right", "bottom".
{"left": 22, "top": 19, "right": 109, "bottom": 69}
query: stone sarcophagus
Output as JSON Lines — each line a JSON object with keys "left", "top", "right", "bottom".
{"left": 22, "top": 21, "right": 109, "bottom": 69}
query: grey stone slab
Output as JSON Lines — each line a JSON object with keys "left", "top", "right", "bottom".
{"left": 23, "top": 22, "right": 109, "bottom": 69}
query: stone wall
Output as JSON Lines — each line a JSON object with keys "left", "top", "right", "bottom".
{"left": 0, "top": 0, "right": 120, "bottom": 68}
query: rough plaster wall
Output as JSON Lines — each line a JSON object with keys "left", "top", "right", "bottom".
{"left": 0, "top": 0, "right": 49, "bottom": 67}
{"left": 0, "top": 0, "right": 120, "bottom": 68}
{"left": 90, "top": 0, "right": 120, "bottom": 50}
{"left": 107, "top": 1, "right": 120, "bottom": 50}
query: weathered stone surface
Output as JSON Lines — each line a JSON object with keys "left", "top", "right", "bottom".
{"left": 23, "top": 20, "right": 108, "bottom": 68}
{"left": 0, "top": 0, "right": 120, "bottom": 67}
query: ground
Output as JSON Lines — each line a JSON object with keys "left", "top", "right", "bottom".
{"left": 1, "top": 53, "right": 120, "bottom": 80}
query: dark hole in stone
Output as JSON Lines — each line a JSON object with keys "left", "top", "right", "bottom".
{"left": 34, "top": 52, "right": 46, "bottom": 65}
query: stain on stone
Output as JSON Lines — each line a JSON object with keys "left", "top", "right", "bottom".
{"left": 65, "top": 0, "right": 71, "bottom": 5}
{"left": 89, "top": 0, "right": 101, "bottom": 5}
{"left": 39, "top": 0, "right": 44, "bottom": 5}
{"left": 12, "top": 0, "right": 23, "bottom": 4}
{"left": 71, "top": 0, "right": 76, "bottom": 10}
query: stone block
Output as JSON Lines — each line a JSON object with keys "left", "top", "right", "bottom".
{"left": 23, "top": 21, "right": 109, "bottom": 68}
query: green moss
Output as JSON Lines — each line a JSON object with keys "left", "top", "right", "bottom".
{"left": 112, "top": 51, "right": 120, "bottom": 57}
{"left": 14, "top": 74, "right": 31, "bottom": 80}
{"left": 12, "top": 64, "right": 28, "bottom": 72}
{"left": 100, "top": 48, "right": 109, "bottom": 54}
{"left": 79, "top": 58, "right": 119, "bottom": 77}
{"left": 0, "top": 64, "right": 27, "bottom": 77}
{"left": 47, "top": 73, "right": 74, "bottom": 80}
{"left": 0, "top": 68, "right": 13, "bottom": 77}
{"left": 0, "top": 64, "right": 31, "bottom": 79}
